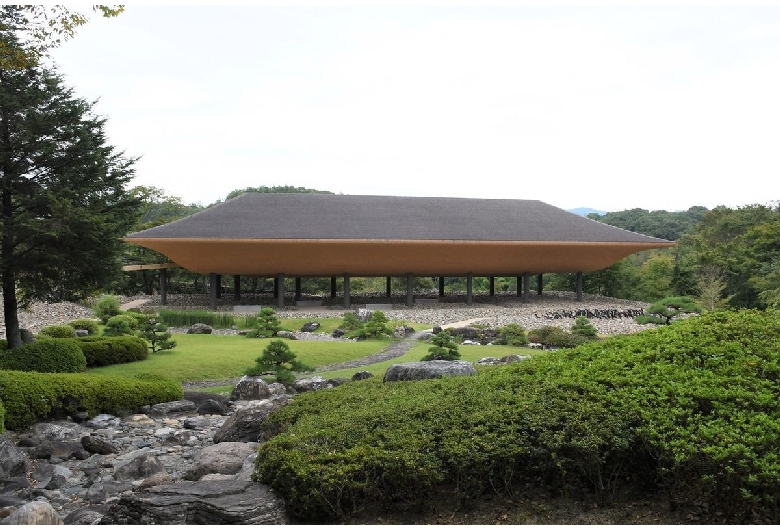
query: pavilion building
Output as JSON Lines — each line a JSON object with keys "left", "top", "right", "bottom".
{"left": 124, "top": 193, "right": 674, "bottom": 309}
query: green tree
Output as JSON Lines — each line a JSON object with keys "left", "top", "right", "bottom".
{"left": 1, "top": 5, "right": 124, "bottom": 69}
{"left": 635, "top": 296, "right": 702, "bottom": 325}
{"left": 221, "top": 185, "right": 334, "bottom": 203}
{"left": 116, "top": 186, "right": 203, "bottom": 295}
{"left": 0, "top": 44, "right": 138, "bottom": 349}
{"left": 246, "top": 307, "right": 282, "bottom": 338}
{"left": 571, "top": 315, "right": 598, "bottom": 338}
{"left": 421, "top": 330, "right": 460, "bottom": 361}
{"left": 245, "top": 339, "right": 313, "bottom": 384}
{"left": 136, "top": 315, "right": 177, "bottom": 353}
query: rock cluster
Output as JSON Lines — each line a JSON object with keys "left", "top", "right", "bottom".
{"left": 0, "top": 390, "right": 291, "bottom": 525}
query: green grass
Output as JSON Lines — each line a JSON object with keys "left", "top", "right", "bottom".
{"left": 88, "top": 333, "right": 391, "bottom": 382}
{"left": 315, "top": 342, "right": 541, "bottom": 380}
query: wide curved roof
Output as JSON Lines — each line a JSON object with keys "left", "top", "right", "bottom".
{"left": 126, "top": 193, "right": 674, "bottom": 276}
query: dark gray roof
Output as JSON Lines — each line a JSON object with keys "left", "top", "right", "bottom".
{"left": 128, "top": 193, "right": 670, "bottom": 244}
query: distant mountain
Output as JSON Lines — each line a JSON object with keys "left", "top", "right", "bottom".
{"left": 567, "top": 207, "right": 607, "bottom": 217}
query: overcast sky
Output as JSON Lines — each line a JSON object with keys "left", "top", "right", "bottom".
{"left": 49, "top": 3, "right": 780, "bottom": 213}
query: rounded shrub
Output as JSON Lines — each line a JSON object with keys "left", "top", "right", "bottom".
{"left": 0, "top": 399, "right": 5, "bottom": 433}
{"left": 75, "top": 336, "right": 148, "bottom": 367}
{"left": 37, "top": 324, "right": 76, "bottom": 339}
{"left": 103, "top": 314, "right": 138, "bottom": 336}
{"left": 94, "top": 295, "right": 121, "bottom": 324}
{"left": 494, "top": 323, "right": 529, "bottom": 346}
{"left": 69, "top": 318, "right": 100, "bottom": 335}
{"left": 0, "top": 339, "right": 86, "bottom": 373}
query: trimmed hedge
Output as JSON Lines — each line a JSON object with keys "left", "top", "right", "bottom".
{"left": 37, "top": 324, "right": 77, "bottom": 339}
{"left": 255, "top": 309, "right": 780, "bottom": 523}
{"left": 69, "top": 319, "right": 100, "bottom": 335}
{"left": 76, "top": 336, "right": 149, "bottom": 367}
{"left": 0, "top": 339, "right": 86, "bottom": 373}
{"left": 0, "top": 400, "right": 5, "bottom": 434}
{"left": 0, "top": 370, "right": 183, "bottom": 431}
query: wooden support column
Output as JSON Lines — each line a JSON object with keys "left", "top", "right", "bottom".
{"left": 406, "top": 273, "right": 414, "bottom": 307}
{"left": 216, "top": 275, "right": 222, "bottom": 299}
{"left": 276, "top": 273, "right": 285, "bottom": 309}
{"left": 209, "top": 273, "right": 217, "bottom": 310}
{"left": 576, "top": 272, "right": 583, "bottom": 302}
{"left": 234, "top": 275, "right": 241, "bottom": 301}
{"left": 537, "top": 274, "right": 543, "bottom": 296}
{"left": 343, "top": 274, "right": 351, "bottom": 309}
{"left": 295, "top": 277, "right": 302, "bottom": 301}
{"left": 523, "top": 273, "right": 530, "bottom": 303}
{"left": 386, "top": 277, "right": 392, "bottom": 298}
{"left": 489, "top": 276, "right": 495, "bottom": 296}
{"left": 160, "top": 269, "right": 167, "bottom": 306}
{"left": 467, "top": 273, "right": 473, "bottom": 306}
{"left": 438, "top": 276, "right": 445, "bottom": 297}
{"left": 330, "top": 277, "right": 337, "bottom": 299}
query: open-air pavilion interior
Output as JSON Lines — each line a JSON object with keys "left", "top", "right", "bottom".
{"left": 124, "top": 193, "right": 675, "bottom": 310}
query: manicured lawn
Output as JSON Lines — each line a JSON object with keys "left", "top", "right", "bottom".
{"left": 87, "top": 333, "right": 391, "bottom": 382}
{"left": 315, "top": 342, "right": 542, "bottom": 380}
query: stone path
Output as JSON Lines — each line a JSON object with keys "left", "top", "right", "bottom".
{"left": 314, "top": 331, "right": 426, "bottom": 373}
{"left": 120, "top": 299, "right": 151, "bottom": 311}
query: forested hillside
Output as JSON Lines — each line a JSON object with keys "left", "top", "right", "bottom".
{"left": 587, "top": 206, "right": 708, "bottom": 241}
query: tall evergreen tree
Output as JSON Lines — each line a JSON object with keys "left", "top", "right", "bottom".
{"left": 0, "top": 36, "right": 138, "bottom": 349}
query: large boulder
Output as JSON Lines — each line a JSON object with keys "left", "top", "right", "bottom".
{"left": 300, "top": 322, "right": 320, "bottom": 332}
{"left": 230, "top": 376, "right": 272, "bottom": 401}
{"left": 292, "top": 376, "right": 331, "bottom": 393}
{"left": 383, "top": 360, "right": 477, "bottom": 382}
{"left": 114, "top": 452, "right": 166, "bottom": 481}
{"left": 100, "top": 480, "right": 289, "bottom": 525}
{"left": 2, "top": 500, "right": 63, "bottom": 525}
{"left": 187, "top": 323, "right": 213, "bottom": 334}
{"left": 212, "top": 397, "right": 292, "bottom": 443}
{"left": 184, "top": 442, "right": 258, "bottom": 481}
{"left": 0, "top": 436, "right": 29, "bottom": 478}
{"left": 149, "top": 400, "right": 198, "bottom": 418}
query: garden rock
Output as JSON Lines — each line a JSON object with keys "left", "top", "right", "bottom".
{"left": 149, "top": 400, "right": 197, "bottom": 417}
{"left": 1, "top": 500, "right": 62, "bottom": 525}
{"left": 300, "top": 321, "right": 320, "bottom": 332}
{"left": 75, "top": 329, "right": 89, "bottom": 337}
{"left": 276, "top": 330, "right": 296, "bottom": 339}
{"left": 352, "top": 371, "right": 374, "bottom": 381}
{"left": 476, "top": 357, "right": 502, "bottom": 365}
{"left": 19, "top": 328, "right": 35, "bottom": 344}
{"left": 184, "top": 442, "right": 258, "bottom": 480}
{"left": 293, "top": 376, "right": 331, "bottom": 393}
{"left": 100, "top": 480, "right": 289, "bottom": 525}
{"left": 212, "top": 397, "right": 293, "bottom": 443}
{"left": 501, "top": 354, "right": 531, "bottom": 363}
{"left": 81, "top": 435, "right": 118, "bottom": 455}
{"left": 187, "top": 323, "right": 213, "bottom": 334}
{"left": 383, "top": 360, "right": 477, "bottom": 382}
{"left": 230, "top": 375, "right": 272, "bottom": 401}
{"left": 393, "top": 325, "right": 406, "bottom": 338}
{"left": 114, "top": 452, "right": 166, "bottom": 481}
{"left": 0, "top": 437, "right": 29, "bottom": 478}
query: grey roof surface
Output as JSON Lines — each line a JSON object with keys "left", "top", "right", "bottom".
{"left": 128, "top": 193, "right": 670, "bottom": 244}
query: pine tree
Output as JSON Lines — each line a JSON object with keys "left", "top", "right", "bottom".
{"left": 246, "top": 340, "right": 313, "bottom": 384}
{"left": 0, "top": 35, "right": 138, "bottom": 348}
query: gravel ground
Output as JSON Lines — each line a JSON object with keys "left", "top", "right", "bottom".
{"left": 1, "top": 290, "right": 656, "bottom": 340}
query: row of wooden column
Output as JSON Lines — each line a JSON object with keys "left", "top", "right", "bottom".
{"left": 197, "top": 272, "right": 584, "bottom": 310}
